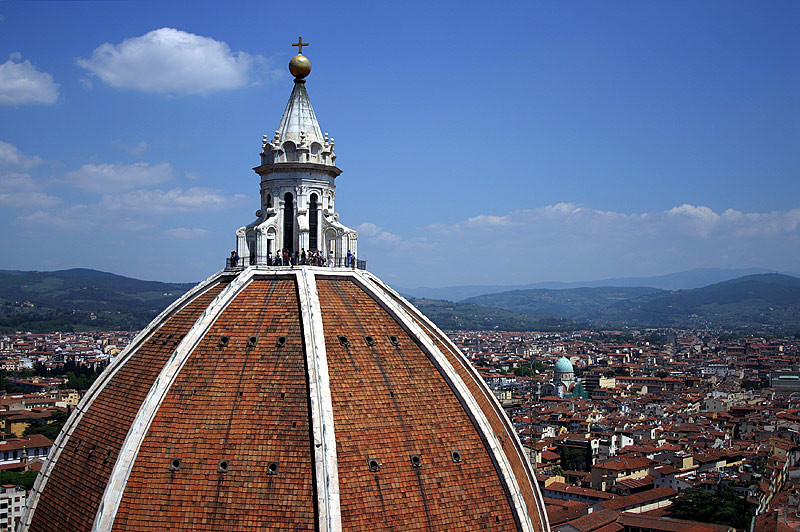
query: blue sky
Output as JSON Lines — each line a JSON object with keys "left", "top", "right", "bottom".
{"left": 0, "top": 1, "right": 798, "bottom": 286}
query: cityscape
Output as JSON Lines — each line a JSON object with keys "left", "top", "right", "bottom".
{"left": 1, "top": 2, "right": 798, "bottom": 531}
{"left": 2, "top": 324, "right": 800, "bottom": 530}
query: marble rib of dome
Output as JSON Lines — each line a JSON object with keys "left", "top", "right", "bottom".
{"left": 21, "top": 43, "right": 550, "bottom": 532}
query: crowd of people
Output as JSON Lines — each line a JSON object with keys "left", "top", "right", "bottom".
{"left": 228, "top": 249, "right": 358, "bottom": 268}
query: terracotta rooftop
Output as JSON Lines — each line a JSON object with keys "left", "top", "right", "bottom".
{"left": 596, "top": 487, "right": 677, "bottom": 511}
{"left": 593, "top": 455, "right": 653, "bottom": 471}
{"left": 617, "top": 511, "right": 735, "bottom": 531}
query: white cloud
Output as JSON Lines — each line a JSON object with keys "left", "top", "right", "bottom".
{"left": 111, "top": 139, "right": 148, "bottom": 156}
{"left": 0, "top": 141, "right": 42, "bottom": 169}
{"left": 165, "top": 227, "right": 210, "bottom": 239}
{"left": 356, "top": 222, "right": 403, "bottom": 244}
{"left": 17, "top": 205, "right": 94, "bottom": 230}
{"left": 464, "top": 214, "right": 513, "bottom": 227}
{"left": 16, "top": 203, "right": 159, "bottom": 232}
{"left": 65, "top": 162, "right": 173, "bottom": 193}
{"left": 100, "top": 187, "right": 245, "bottom": 214}
{"left": 0, "top": 55, "right": 59, "bottom": 105}
{"left": 77, "top": 28, "right": 263, "bottom": 95}
{"left": 360, "top": 203, "right": 800, "bottom": 286}
{"left": 0, "top": 172, "right": 60, "bottom": 208}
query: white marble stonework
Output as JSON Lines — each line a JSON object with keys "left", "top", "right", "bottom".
{"left": 236, "top": 74, "right": 358, "bottom": 266}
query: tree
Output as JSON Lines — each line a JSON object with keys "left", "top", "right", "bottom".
{"left": 669, "top": 487, "right": 752, "bottom": 530}
{"left": 24, "top": 409, "right": 69, "bottom": 441}
{"left": 561, "top": 447, "right": 589, "bottom": 471}
{"left": 0, "top": 470, "right": 38, "bottom": 490}
{"left": 514, "top": 366, "right": 533, "bottom": 377}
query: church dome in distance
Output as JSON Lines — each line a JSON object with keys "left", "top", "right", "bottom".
{"left": 21, "top": 41, "right": 550, "bottom": 532}
{"left": 554, "top": 356, "right": 574, "bottom": 374}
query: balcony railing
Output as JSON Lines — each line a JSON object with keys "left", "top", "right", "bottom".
{"left": 225, "top": 256, "right": 366, "bottom": 271}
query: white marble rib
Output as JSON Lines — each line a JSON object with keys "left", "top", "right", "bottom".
{"left": 294, "top": 268, "right": 341, "bottom": 532}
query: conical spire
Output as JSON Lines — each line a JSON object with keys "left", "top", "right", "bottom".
{"left": 259, "top": 42, "right": 336, "bottom": 167}
{"left": 275, "top": 81, "right": 325, "bottom": 148}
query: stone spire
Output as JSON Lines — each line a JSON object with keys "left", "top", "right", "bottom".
{"left": 260, "top": 37, "right": 335, "bottom": 167}
{"left": 235, "top": 39, "right": 357, "bottom": 267}
{"left": 260, "top": 80, "right": 336, "bottom": 167}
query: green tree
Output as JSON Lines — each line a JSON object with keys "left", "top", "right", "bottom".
{"left": 669, "top": 487, "right": 752, "bottom": 530}
{"left": 561, "top": 447, "right": 589, "bottom": 471}
{"left": 23, "top": 409, "right": 69, "bottom": 441}
{"left": 0, "top": 369, "right": 26, "bottom": 393}
{"left": 0, "top": 470, "right": 38, "bottom": 490}
{"left": 513, "top": 366, "right": 533, "bottom": 377}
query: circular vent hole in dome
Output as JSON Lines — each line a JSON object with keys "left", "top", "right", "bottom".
{"left": 218, "top": 335, "right": 230, "bottom": 347}
{"left": 364, "top": 335, "right": 376, "bottom": 346}
{"left": 338, "top": 335, "right": 349, "bottom": 347}
{"left": 389, "top": 335, "right": 400, "bottom": 346}
{"left": 451, "top": 450, "right": 462, "bottom": 463}
{"left": 368, "top": 458, "right": 380, "bottom": 472}
{"left": 170, "top": 458, "right": 182, "bottom": 471}
{"left": 247, "top": 336, "right": 258, "bottom": 347}
{"left": 267, "top": 461, "right": 279, "bottom": 475}
{"left": 218, "top": 460, "right": 230, "bottom": 473}
{"left": 276, "top": 336, "right": 287, "bottom": 347}
{"left": 410, "top": 454, "right": 421, "bottom": 468}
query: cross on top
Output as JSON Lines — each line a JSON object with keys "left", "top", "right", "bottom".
{"left": 292, "top": 36, "right": 309, "bottom": 55}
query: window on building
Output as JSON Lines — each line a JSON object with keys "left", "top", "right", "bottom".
{"left": 283, "top": 192, "right": 294, "bottom": 252}
{"left": 309, "top": 193, "right": 318, "bottom": 251}
{"left": 283, "top": 141, "right": 297, "bottom": 162}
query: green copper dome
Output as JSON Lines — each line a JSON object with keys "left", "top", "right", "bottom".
{"left": 554, "top": 356, "right": 574, "bottom": 373}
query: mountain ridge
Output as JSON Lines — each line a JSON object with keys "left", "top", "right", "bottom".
{"left": 0, "top": 268, "right": 196, "bottom": 333}
{"left": 464, "top": 273, "right": 800, "bottom": 330}
{"left": 397, "top": 267, "right": 792, "bottom": 301}
{"left": 1, "top": 268, "right": 798, "bottom": 333}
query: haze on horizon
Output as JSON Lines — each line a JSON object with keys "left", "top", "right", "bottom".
{"left": 0, "top": 1, "right": 797, "bottom": 287}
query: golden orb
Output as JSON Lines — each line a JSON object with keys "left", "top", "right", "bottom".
{"left": 289, "top": 54, "right": 312, "bottom": 79}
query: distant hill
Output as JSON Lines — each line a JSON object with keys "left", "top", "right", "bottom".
{"left": 407, "top": 298, "right": 581, "bottom": 332}
{"left": 465, "top": 286, "right": 664, "bottom": 320}
{"left": 612, "top": 274, "right": 800, "bottom": 328}
{"left": 0, "top": 269, "right": 195, "bottom": 333}
{"left": 465, "top": 274, "right": 800, "bottom": 330}
{"left": 1, "top": 268, "right": 798, "bottom": 333}
{"left": 397, "top": 267, "right": 781, "bottom": 301}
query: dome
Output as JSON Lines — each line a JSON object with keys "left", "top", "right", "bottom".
{"left": 22, "top": 267, "right": 550, "bottom": 532}
{"left": 554, "top": 356, "right": 574, "bottom": 373}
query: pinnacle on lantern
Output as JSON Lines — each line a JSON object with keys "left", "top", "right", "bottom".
{"left": 289, "top": 36, "right": 311, "bottom": 80}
